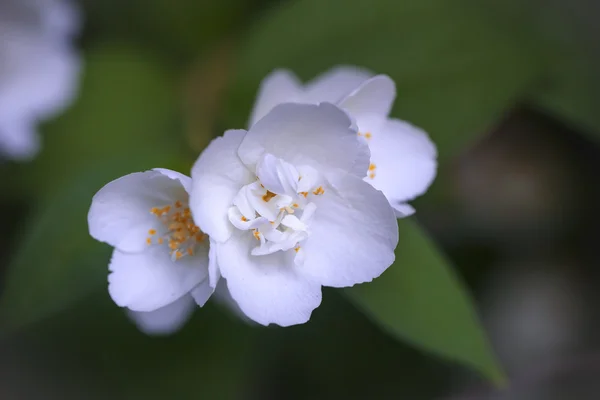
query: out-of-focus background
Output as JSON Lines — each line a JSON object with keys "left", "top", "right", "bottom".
{"left": 1, "top": 0, "right": 600, "bottom": 398}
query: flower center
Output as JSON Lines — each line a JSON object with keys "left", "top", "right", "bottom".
{"left": 146, "top": 200, "right": 206, "bottom": 260}
{"left": 228, "top": 155, "right": 325, "bottom": 265}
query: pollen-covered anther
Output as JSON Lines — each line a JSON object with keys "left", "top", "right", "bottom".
{"left": 262, "top": 190, "right": 277, "bottom": 202}
{"left": 149, "top": 200, "right": 205, "bottom": 261}
{"left": 253, "top": 229, "right": 261, "bottom": 240}
{"left": 280, "top": 206, "right": 295, "bottom": 214}
{"left": 368, "top": 163, "right": 377, "bottom": 179}
{"left": 294, "top": 246, "right": 301, "bottom": 253}
{"left": 313, "top": 186, "right": 324, "bottom": 195}
{"left": 299, "top": 191, "right": 308, "bottom": 198}
{"left": 241, "top": 216, "right": 248, "bottom": 222}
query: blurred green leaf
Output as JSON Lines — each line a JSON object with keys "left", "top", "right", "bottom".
{"left": 346, "top": 219, "right": 505, "bottom": 385}
{"left": 224, "top": 0, "right": 539, "bottom": 161}
{"left": 476, "top": 0, "right": 600, "bottom": 136}
{"left": 1, "top": 290, "right": 255, "bottom": 398}
{"left": 25, "top": 43, "right": 183, "bottom": 198}
{"left": 82, "top": 0, "right": 250, "bottom": 62}
{"left": 1, "top": 43, "right": 184, "bottom": 333}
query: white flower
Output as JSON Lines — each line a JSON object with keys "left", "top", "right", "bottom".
{"left": 249, "top": 66, "right": 437, "bottom": 216}
{"left": 0, "top": 0, "right": 81, "bottom": 160}
{"left": 190, "top": 102, "right": 399, "bottom": 327}
{"left": 88, "top": 168, "right": 214, "bottom": 334}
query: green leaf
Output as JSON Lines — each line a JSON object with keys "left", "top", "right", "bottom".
{"left": 23, "top": 42, "right": 183, "bottom": 198}
{"left": 225, "top": 0, "right": 539, "bottom": 161}
{"left": 346, "top": 219, "right": 505, "bottom": 386}
{"left": 476, "top": 0, "right": 600, "bottom": 136}
{"left": 0, "top": 44, "right": 183, "bottom": 333}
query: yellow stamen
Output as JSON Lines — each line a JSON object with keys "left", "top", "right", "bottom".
{"left": 262, "top": 190, "right": 277, "bottom": 202}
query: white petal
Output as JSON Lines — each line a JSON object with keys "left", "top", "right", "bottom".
{"left": 190, "top": 129, "right": 255, "bottom": 242}
{"left": 0, "top": 119, "right": 39, "bottom": 160}
{"left": 249, "top": 70, "right": 303, "bottom": 127}
{"left": 255, "top": 153, "right": 299, "bottom": 195}
{"left": 303, "top": 66, "right": 373, "bottom": 104}
{"left": 127, "top": 294, "right": 195, "bottom": 336}
{"left": 238, "top": 102, "right": 370, "bottom": 177}
{"left": 393, "top": 203, "right": 416, "bottom": 218}
{"left": 152, "top": 168, "right": 192, "bottom": 193}
{"left": 367, "top": 118, "right": 437, "bottom": 207}
{"left": 0, "top": 29, "right": 80, "bottom": 121}
{"left": 213, "top": 279, "right": 252, "bottom": 323}
{"left": 108, "top": 246, "right": 209, "bottom": 312}
{"left": 228, "top": 207, "right": 269, "bottom": 230}
{"left": 190, "top": 278, "right": 214, "bottom": 306}
{"left": 301, "top": 172, "right": 398, "bottom": 287}
{"left": 208, "top": 238, "right": 220, "bottom": 288}
{"left": 216, "top": 232, "right": 322, "bottom": 326}
{"left": 42, "top": 0, "right": 82, "bottom": 37}
{"left": 88, "top": 170, "right": 189, "bottom": 253}
{"left": 339, "top": 75, "right": 396, "bottom": 118}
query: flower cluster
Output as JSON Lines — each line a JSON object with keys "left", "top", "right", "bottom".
{"left": 88, "top": 66, "right": 437, "bottom": 333}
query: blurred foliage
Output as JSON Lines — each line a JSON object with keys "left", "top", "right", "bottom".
{"left": 346, "top": 220, "right": 504, "bottom": 385}
{"left": 2, "top": 292, "right": 255, "bottom": 399}
{"left": 224, "top": 0, "right": 540, "bottom": 161}
{"left": 0, "top": 43, "right": 183, "bottom": 332}
{"left": 479, "top": 0, "right": 600, "bottom": 136}
{"left": 23, "top": 43, "right": 182, "bottom": 197}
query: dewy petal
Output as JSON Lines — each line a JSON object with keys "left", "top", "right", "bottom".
{"left": 367, "top": 118, "right": 437, "bottom": 209}
{"left": 238, "top": 103, "right": 370, "bottom": 177}
{"left": 108, "top": 247, "right": 209, "bottom": 312}
{"left": 190, "top": 129, "right": 255, "bottom": 243}
{"left": 248, "top": 70, "right": 303, "bottom": 127}
{"left": 303, "top": 66, "right": 373, "bottom": 104}
{"left": 88, "top": 169, "right": 189, "bottom": 253}
{"left": 216, "top": 232, "right": 322, "bottom": 326}
{"left": 301, "top": 172, "right": 398, "bottom": 287}
{"left": 127, "top": 294, "right": 196, "bottom": 336}
{"left": 339, "top": 75, "right": 396, "bottom": 119}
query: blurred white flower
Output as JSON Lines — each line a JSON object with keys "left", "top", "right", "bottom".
{"left": 249, "top": 67, "right": 437, "bottom": 216}
{"left": 0, "top": 0, "right": 81, "bottom": 160}
{"left": 88, "top": 169, "right": 214, "bottom": 334}
{"left": 190, "top": 102, "right": 399, "bottom": 327}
